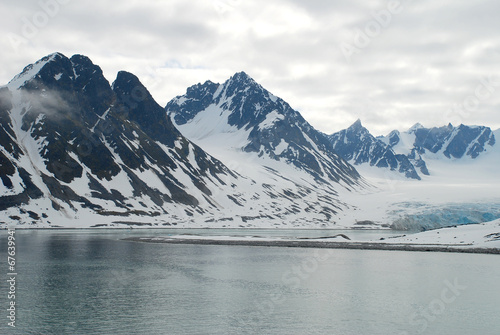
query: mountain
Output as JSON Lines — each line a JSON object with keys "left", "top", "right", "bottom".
{"left": 328, "top": 120, "right": 424, "bottom": 180}
{"left": 0, "top": 55, "right": 364, "bottom": 228}
{"left": 167, "top": 72, "right": 361, "bottom": 186}
{"left": 0, "top": 53, "right": 258, "bottom": 227}
{"left": 328, "top": 120, "right": 496, "bottom": 179}
{"left": 386, "top": 123, "right": 496, "bottom": 159}
{"left": 166, "top": 71, "right": 367, "bottom": 225}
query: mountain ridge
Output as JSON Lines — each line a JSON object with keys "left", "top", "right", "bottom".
{"left": 0, "top": 53, "right": 251, "bottom": 226}
{"left": 0, "top": 54, "right": 362, "bottom": 228}
{"left": 1, "top": 53, "right": 498, "bottom": 229}
{"left": 328, "top": 120, "right": 496, "bottom": 179}
{"left": 327, "top": 120, "right": 424, "bottom": 179}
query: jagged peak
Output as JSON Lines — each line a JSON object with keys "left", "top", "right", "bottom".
{"left": 40, "top": 52, "right": 67, "bottom": 63}
{"left": 230, "top": 71, "right": 253, "bottom": 81}
{"left": 203, "top": 79, "right": 217, "bottom": 86}
{"left": 216, "top": 71, "right": 281, "bottom": 114}
{"left": 7, "top": 52, "right": 69, "bottom": 89}
{"left": 224, "top": 71, "right": 261, "bottom": 90}
{"left": 112, "top": 71, "right": 155, "bottom": 103}
{"left": 70, "top": 54, "right": 95, "bottom": 67}
{"left": 5, "top": 52, "right": 111, "bottom": 93}
{"left": 348, "top": 119, "right": 364, "bottom": 130}
{"left": 49, "top": 51, "right": 66, "bottom": 58}
{"left": 112, "top": 70, "right": 152, "bottom": 95}
{"left": 114, "top": 70, "right": 141, "bottom": 85}
{"left": 388, "top": 129, "right": 400, "bottom": 137}
{"left": 343, "top": 119, "right": 372, "bottom": 139}
{"left": 186, "top": 79, "right": 219, "bottom": 94}
{"left": 408, "top": 122, "right": 424, "bottom": 132}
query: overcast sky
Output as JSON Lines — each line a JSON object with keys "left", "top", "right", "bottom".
{"left": 2, "top": 0, "right": 500, "bottom": 135}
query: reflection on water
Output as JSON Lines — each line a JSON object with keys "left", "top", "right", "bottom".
{"left": 0, "top": 229, "right": 499, "bottom": 334}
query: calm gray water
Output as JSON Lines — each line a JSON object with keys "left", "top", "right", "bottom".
{"left": 1, "top": 229, "right": 499, "bottom": 335}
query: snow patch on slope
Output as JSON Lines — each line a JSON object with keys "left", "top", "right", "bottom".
{"left": 391, "top": 132, "right": 416, "bottom": 155}
{"left": 178, "top": 104, "right": 239, "bottom": 141}
{"left": 275, "top": 139, "right": 288, "bottom": 155}
{"left": 258, "top": 110, "right": 284, "bottom": 130}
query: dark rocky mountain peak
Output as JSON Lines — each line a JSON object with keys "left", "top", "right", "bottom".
{"left": 348, "top": 118, "right": 364, "bottom": 131}
{"left": 112, "top": 71, "right": 178, "bottom": 146}
{"left": 166, "top": 72, "right": 362, "bottom": 188}
{"left": 228, "top": 71, "right": 255, "bottom": 84}
{"left": 329, "top": 121, "right": 422, "bottom": 180}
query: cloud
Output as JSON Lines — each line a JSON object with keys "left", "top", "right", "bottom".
{"left": 1, "top": 0, "right": 500, "bottom": 135}
{"left": 19, "top": 85, "right": 73, "bottom": 119}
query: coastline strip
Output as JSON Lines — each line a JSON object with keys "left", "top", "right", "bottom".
{"left": 123, "top": 237, "right": 500, "bottom": 254}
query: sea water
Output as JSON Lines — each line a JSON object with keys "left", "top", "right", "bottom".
{"left": 0, "top": 229, "right": 499, "bottom": 334}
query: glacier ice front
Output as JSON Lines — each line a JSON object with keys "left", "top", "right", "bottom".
{"left": 389, "top": 202, "right": 500, "bottom": 231}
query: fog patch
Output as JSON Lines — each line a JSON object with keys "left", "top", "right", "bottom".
{"left": 20, "top": 85, "right": 74, "bottom": 122}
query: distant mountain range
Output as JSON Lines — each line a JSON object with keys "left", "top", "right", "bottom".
{"left": 328, "top": 120, "right": 497, "bottom": 180}
{"left": 0, "top": 53, "right": 497, "bottom": 228}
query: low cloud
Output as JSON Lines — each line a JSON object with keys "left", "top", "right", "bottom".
{"left": 19, "top": 85, "right": 73, "bottom": 120}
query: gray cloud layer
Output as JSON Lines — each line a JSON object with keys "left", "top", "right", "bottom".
{"left": 2, "top": 0, "right": 499, "bottom": 135}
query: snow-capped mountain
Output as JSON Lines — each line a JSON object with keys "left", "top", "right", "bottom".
{"left": 328, "top": 120, "right": 424, "bottom": 180}
{"left": 167, "top": 72, "right": 361, "bottom": 186}
{"left": 166, "top": 71, "right": 367, "bottom": 226}
{"left": 385, "top": 123, "right": 496, "bottom": 159}
{"left": 0, "top": 54, "right": 363, "bottom": 228}
{"left": 3, "top": 53, "right": 496, "bottom": 230}
{"left": 328, "top": 120, "right": 497, "bottom": 180}
{"left": 0, "top": 53, "right": 252, "bottom": 227}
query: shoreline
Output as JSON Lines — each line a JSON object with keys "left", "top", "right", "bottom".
{"left": 0, "top": 226, "right": 393, "bottom": 230}
{"left": 123, "top": 237, "right": 500, "bottom": 255}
